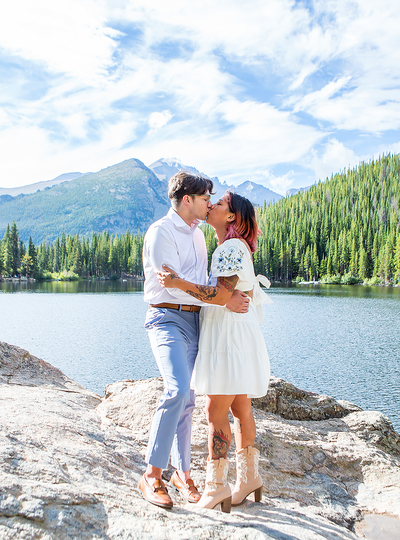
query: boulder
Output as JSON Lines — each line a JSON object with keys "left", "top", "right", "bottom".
{"left": 1, "top": 341, "right": 400, "bottom": 539}
{"left": 252, "top": 376, "right": 362, "bottom": 420}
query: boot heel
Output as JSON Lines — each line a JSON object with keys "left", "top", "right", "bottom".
{"left": 254, "top": 486, "right": 262, "bottom": 502}
{"left": 220, "top": 496, "right": 232, "bottom": 514}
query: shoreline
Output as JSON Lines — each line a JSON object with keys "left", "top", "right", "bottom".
{"left": 1, "top": 275, "right": 399, "bottom": 287}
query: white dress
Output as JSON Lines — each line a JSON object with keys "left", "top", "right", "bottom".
{"left": 192, "top": 238, "right": 272, "bottom": 398}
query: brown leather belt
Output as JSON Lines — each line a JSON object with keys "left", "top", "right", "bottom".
{"left": 150, "top": 303, "right": 200, "bottom": 312}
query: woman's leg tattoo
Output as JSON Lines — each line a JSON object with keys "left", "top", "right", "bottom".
{"left": 211, "top": 429, "right": 230, "bottom": 459}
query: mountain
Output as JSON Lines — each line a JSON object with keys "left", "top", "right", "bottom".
{"left": 1, "top": 156, "right": 282, "bottom": 244}
{"left": 0, "top": 172, "right": 87, "bottom": 197}
{"left": 233, "top": 180, "right": 282, "bottom": 206}
{"left": 286, "top": 186, "right": 312, "bottom": 197}
{"left": 148, "top": 157, "right": 203, "bottom": 183}
{"left": 0, "top": 159, "right": 169, "bottom": 243}
{"left": 148, "top": 158, "right": 282, "bottom": 205}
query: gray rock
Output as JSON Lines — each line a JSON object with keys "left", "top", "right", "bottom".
{"left": 1, "top": 341, "right": 400, "bottom": 539}
{"left": 252, "top": 376, "right": 362, "bottom": 421}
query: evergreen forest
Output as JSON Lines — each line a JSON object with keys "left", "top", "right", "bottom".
{"left": 254, "top": 153, "right": 400, "bottom": 285}
{"left": 0, "top": 225, "right": 145, "bottom": 281}
{"left": 1, "top": 153, "right": 399, "bottom": 285}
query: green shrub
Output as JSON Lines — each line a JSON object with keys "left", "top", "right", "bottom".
{"left": 342, "top": 272, "right": 360, "bottom": 285}
{"left": 55, "top": 270, "right": 80, "bottom": 281}
{"left": 36, "top": 270, "right": 53, "bottom": 281}
{"left": 320, "top": 274, "right": 342, "bottom": 284}
{"left": 363, "top": 276, "right": 383, "bottom": 286}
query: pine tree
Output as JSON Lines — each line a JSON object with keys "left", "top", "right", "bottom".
{"left": 2, "top": 224, "right": 13, "bottom": 276}
{"left": 394, "top": 233, "right": 400, "bottom": 284}
{"left": 28, "top": 237, "right": 38, "bottom": 277}
{"left": 10, "top": 222, "right": 20, "bottom": 276}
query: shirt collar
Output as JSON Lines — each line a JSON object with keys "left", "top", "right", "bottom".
{"left": 168, "top": 207, "right": 201, "bottom": 232}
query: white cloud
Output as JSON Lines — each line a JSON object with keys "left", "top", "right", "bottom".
{"left": 0, "top": 115, "right": 140, "bottom": 187}
{"left": 269, "top": 175, "right": 295, "bottom": 196}
{"left": 294, "top": 80, "right": 400, "bottom": 133}
{"left": 123, "top": 98, "right": 324, "bottom": 193}
{"left": 113, "top": 0, "right": 314, "bottom": 79}
{"left": 211, "top": 99, "right": 323, "bottom": 169}
{"left": 290, "top": 77, "right": 352, "bottom": 111}
{"left": 258, "top": 170, "right": 295, "bottom": 196}
{"left": 288, "top": 0, "right": 400, "bottom": 132}
{"left": 0, "top": 0, "right": 119, "bottom": 83}
{"left": 311, "top": 139, "right": 359, "bottom": 182}
{"left": 0, "top": 0, "right": 400, "bottom": 190}
{"left": 148, "top": 110, "right": 173, "bottom": 132}
{"left": 381, "top": 141, "right": 400, "bottom": 157}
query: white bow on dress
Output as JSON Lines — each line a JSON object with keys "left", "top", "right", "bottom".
{"left": 251, "top": 274, "right": 273, "bottom": 324}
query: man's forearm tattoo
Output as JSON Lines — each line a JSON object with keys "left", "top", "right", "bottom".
{"left": 184, "top": 275, "right": 239, "bottom": 302}
{"left": 211, "top": 429, "right": 230, "bottom": 459}
{"left": 185, "top": 285, "right": 218, "bottom": 301}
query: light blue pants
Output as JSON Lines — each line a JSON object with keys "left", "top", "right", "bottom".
{"left": 144, "top": 307, "right": 199, "bottom": 471}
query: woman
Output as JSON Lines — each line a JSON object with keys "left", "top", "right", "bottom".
{"left": 157, "top": 191, "right": 271, "bottom": 513}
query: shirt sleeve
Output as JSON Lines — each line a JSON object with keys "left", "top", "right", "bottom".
{"left": 146, "top": 223, "right": 209, "bottom": 306}
{"left": 210, "top": 239, "right": 248, "bottom": 280}
{"left": 147, "top": 224, "right": 184, "bottom": 275}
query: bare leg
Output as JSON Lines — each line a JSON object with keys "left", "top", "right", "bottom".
{"left": 145, "top": 464, "right": 162, "bottom": 483}
{"left": 205, "top": 395, "right": 235, "bottom": 459}
{"left": 230, "top": 394, "right": 256, "bottom": 451}
{"left": 145, "top": 465, "right": 191, "bottom": 485}
{"left": 175, "top": 470, "right": 191, "bottom": 481}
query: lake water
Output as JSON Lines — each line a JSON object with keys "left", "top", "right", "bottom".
{"left": 1, "top": 280, "right": 399, "bottom": 431}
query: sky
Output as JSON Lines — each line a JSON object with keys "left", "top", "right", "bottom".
{"left": 1, "top": 0, "right": 400, "bottom": 195}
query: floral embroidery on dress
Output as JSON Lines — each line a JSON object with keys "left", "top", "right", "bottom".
{"left": 215, "top": 244, "right": 245, "bottom": 274}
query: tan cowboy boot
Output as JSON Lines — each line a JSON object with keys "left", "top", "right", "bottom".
{"left": 196, "top": 458, "right": 231, "bottom": 513}
{"left": 231, "top": 446, "right": 263, "bottom": 506}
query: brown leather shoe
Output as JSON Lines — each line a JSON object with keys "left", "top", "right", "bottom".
{"left": 138, "top": 474, "right": 173, "bottom": 509}
{"left": 170, "top": 471, "right": 201, "bottom": 503}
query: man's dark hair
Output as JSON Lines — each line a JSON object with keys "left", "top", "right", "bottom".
{"left": 168, "top": 171, "right": 214, "bottom": 209}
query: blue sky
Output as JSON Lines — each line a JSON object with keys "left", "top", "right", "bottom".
{"left": 1, "top": 0, "right": 400, "bottom": 194}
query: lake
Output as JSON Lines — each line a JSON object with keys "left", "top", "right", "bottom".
{"left": 1, "top": 280, "right": 399, "bottom": 431}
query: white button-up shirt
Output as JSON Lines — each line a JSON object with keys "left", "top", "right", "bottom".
{"left": 143, "top": 208, "right": 209, "bottom": 305}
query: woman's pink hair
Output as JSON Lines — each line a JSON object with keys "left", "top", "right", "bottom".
{"left": 224, "top": 191, "right": 260, "bottom": 253}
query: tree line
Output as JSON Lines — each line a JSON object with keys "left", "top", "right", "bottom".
{"left": 0, "top": 221, "right": 216, "bottom": 282}
{"left": 0, "top": 225, "right": 144, "bottom": 280}
{"left": 254, "top": 153, "right": 400, "bottom": 285}
{"left": 1, "top": 153, "right": 399, "bottom": 284}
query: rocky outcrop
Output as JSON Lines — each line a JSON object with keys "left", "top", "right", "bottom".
{"left": 252, "top": 377, "right": 363, "bottom": 421}
{"left": 1, "top": 341, "right": 400, "bottom": 540}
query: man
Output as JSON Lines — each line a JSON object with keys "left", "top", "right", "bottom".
{"left": 139, "top": 171, "right": 249, "bottom": 509}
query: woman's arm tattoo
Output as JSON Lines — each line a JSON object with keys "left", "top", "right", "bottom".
{"left": 217, "top": 275, "right": 239, "bottom": 292}
{"left": 211, "top": 429, "right": 230, "bottom": 459}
